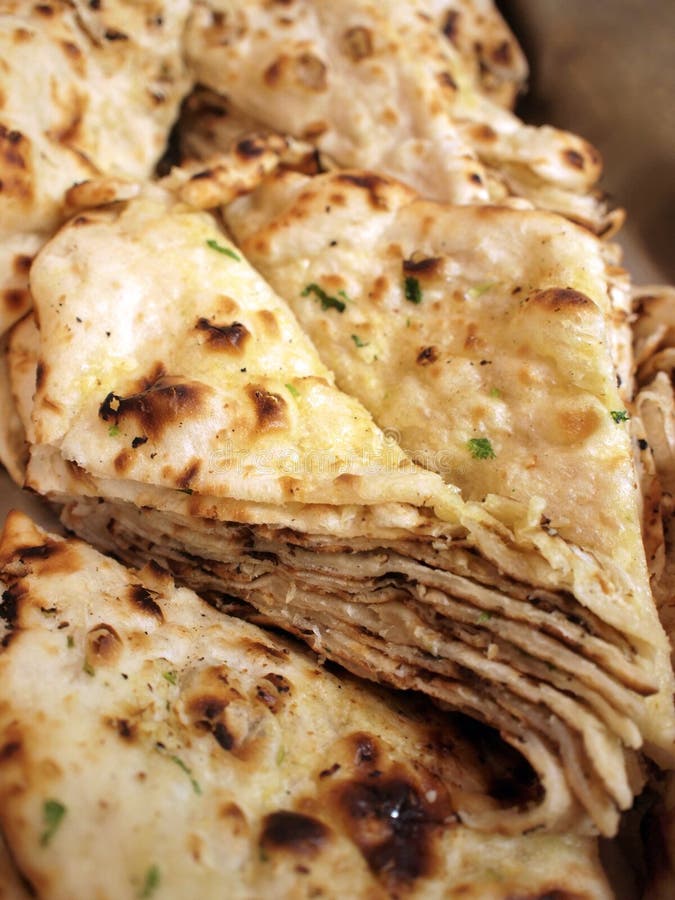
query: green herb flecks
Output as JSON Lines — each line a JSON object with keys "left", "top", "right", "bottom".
{"left": 162, "top": 671, "right": 177, "bottom": 686}
{"left": 108, "top": 424, "right": 120, "bottom": 437}
{"left": 301, "top": 283, "right": 349, "bottom": 313}
{"left": 285, "top": 383, "right": 300, "bottom": 398}
{"left": 351, "top": 334, "right": 369, "bottom": 348}
{"left": 83, "top": 659, "right": 95, "bottom": 677}
{"left": 139, "top": 864, "right": 160, "bottom": 899}
{"left": 476, "top": 611, "right": 493, "bottom": 624}
{"left": 489, "top": 387, "right": 502, "bottom": 398}
{"left": 67, "top": 635, "right": 74, "bottom": 648}
{"left": 404, "top": 276, "right": 423, "bottom": 305}
{"left": 467, "top": 437, "right": 496, "bottom": 460}
{"left": 276, "top": 745, "right": 286, "bottom": 766}
{"left": 40, "top": 799, "right": 66, "bottom": 847}
{"left": 610, "top": 409, "right": 630, "bottom": 423}
{"left": 206, "top": 239, "right": 240, "bottom": 261}
{"left": 466, "top": 281, "right": 496, "bottom": 299}
{"left": 169, "top": 754, "right": 202, "bottom": 795}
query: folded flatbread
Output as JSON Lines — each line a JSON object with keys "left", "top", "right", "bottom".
{"left": 225, "top": 167, "right": 635, "bottom": 574}
{"left": 0, "top": 0, "right": 191, "bottom": 337}
{"left": 182, "top": 0, "right": 618, "bottom": 233}
{"left": 9, "top": 181, "right": 675, "bottom": 838}
{"left": 0, "top": 510, "right": 614, "bottom": 899}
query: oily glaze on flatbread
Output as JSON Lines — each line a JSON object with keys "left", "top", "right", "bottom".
{"left": 8, "top": 180, "right": 674, "bottom": 838}
{"left": 182, "top": 0, "right": 617, "bottom": 232}
{"left": 0, "top": 511, "right": 613, "bottom": 899}
{"left": 225, "top": 168, "right": 635, "bottom": 566}
{"left": 0, "top": 0, "right": 191, "bottom": 336}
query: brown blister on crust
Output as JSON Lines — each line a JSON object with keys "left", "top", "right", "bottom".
{"left": 329, "top": 764, "right": 455, "bottom": 887}
{"left": 0, "top": 735, "right": 22, "bottom": 763}
{"left": 334, "top": 473, "right": 361, "bottom": 491}
{"left": 0, "top": 124, "right": 33, "bottom": 203}
{"left": 181, "top": 666, "right": 265, "bottom": 759}
{"left": 260, "top": 810, "right": 330, "bottom": 856}
{"left": 402, "top": 256, "right": 442, "bottom": 277}
{"left": 341, "top": 26, "right": 373, "bottom": 61}
{"left": 246, "top": 384, "right": 287, "bottom": 431}
{"left": 255, "top": 309, "right": 279, "bottom": 338}
{"left": 219, "top": 801, "right": 250, "bottom": 839}
{"left": 59, "top": 39, "right": 86, "bottom": 77}
{"left": 106, "top": 717, "right": 137, "bottom": 742}
{"left": 556, "top": 406, "right": 602, "bottom": 443}
{"left": 416, "top": 346, "right": 438, "bottom": 366}
{"left": 177, "top": 460, "right": 201, "bottom": 492}
{"left": 0, "top": 583, "right": 24, "bottom": 630}
{"left": 437, "top": 71, "right": 457, "bottom": 92}
{"left": 86, "top": 623, "right": 123, "bottom": 666}
{"left": 441, "top": 9, "right": 460, "bottom": 43}
{"left": 469, "top": 122, "right": 498, "bottom": 143}
{"left": 195, "top": 317, "right": 251, "bottom": 356}
{"left": 492, "top": 40, "right": 513, "bottom": 66}
{"left": 2, "top": 287, "right": 29, "bottom": 313}
{"left": 525, "top": 287, "right": 594, "bottom": 314}
{"left": 98, "top": 369, "right": 209, "bottom": 440}
{"left": 264, "top": 53, "right": 328, "bottom": 92}
{"left": 563, "top": 148, "right": 586, "bottom": 171}
{"left": 352, "top": 732, "right": 379, "bottom": 767}
{"left": 126, "top": 584, "right": 163, "bottom": 620}
{"left": 265, "top": 672, "right": 292, "bottom": 694}
{"left": 12, "top": 253, "right": 33, "bottom": 276}
{"left": 114, "top": 448, "right": 132, "bottom": 474}
{"left": 294, "top": 52, "right": 328, "bottom": 92}
{"left": 335, "top": 173, "right": 392, "bottom": 210}
{"left": 235, "top": 137, "right": 266, "bottom": 160}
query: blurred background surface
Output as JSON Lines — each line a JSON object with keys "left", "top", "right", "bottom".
{"left": 500, "top": 0, "right": 675, "bottom": 283}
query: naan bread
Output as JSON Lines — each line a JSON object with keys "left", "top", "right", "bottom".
{"left": 225, "top": 168, "right": 636, "bottom": 570}
{"left": 7, "top": 180, "right": 674, "bottom": 838}
{"left": 182, "top": 0, "right": 616, "bottom": 232}
{"left": 0, "top": 0, "right": 191, "bottom": 336}
{"left": 0, "top": 510, "right": 613, "bottom": 899}
{"left": 632, "top": 285, "right": 675, "bottom": 642}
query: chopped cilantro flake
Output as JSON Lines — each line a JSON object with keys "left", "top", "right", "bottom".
{"left": 301, "top": 283, "right": 347, "bottom": 313}
{"left": 206, "top": 239, "right": 240, "bottom": 261}
{"left": 351, "top": 334, "right": 369, "bottom": 348}
{"left": 467, "top": 437, "right": 496, "bottom": 460}
{"left": 67, "top": 635, "right": 74, "bottom": 648}
{"left": 40, "top": 799, "right": 66, "bottom": 847}
{"left": 285, "top": 383, "right": 300, "bottom": 398}
{"left": 162, "top": 671, "right": 177, "bottom": 685}
{"left": 83, "top": 659, "right": 95, "bottom": 677}
{"left": 404, "top": 276, "right": 422, "bottom": 304}
{"left": 108, "top": 424, "right": 120, "bottom": 437}
{"left": 489, "top": 387, "right": 502, "bottom": 398}
{"left": 466, "top": 281, "right": 496, "bottom": 299}
{"left": 610, "top": 409, "right": 630, "bottom": 423}
{"left": 476, "top": 611, "right": 493, "bottom": 624}
{"left": 139, "top": 864, "right": 160, "bottom": 899}
{"left": 169, "top": 754, "right": 202, "bottom": 795}
{"left": 276, "top": 745, "right": 286, "bottom": 765}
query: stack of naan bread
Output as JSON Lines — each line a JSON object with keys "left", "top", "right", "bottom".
{"left": 0, "top": 2, "right": 673, "bottom": 897}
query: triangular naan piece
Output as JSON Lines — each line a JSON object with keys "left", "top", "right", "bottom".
{"left": 13, "top": 181, "right": 675, "bottom": 837}
{"left": 0, "top": 0, "right": 192, "bottom": 337}
{"left": 0, "top": 511, "right": 613, "bottom": 899}
{"left": 226, "top": 168, "right": 635, "bottom": 572}
{"left": 182, "top": 0, "right": 617, "bottom": 233}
